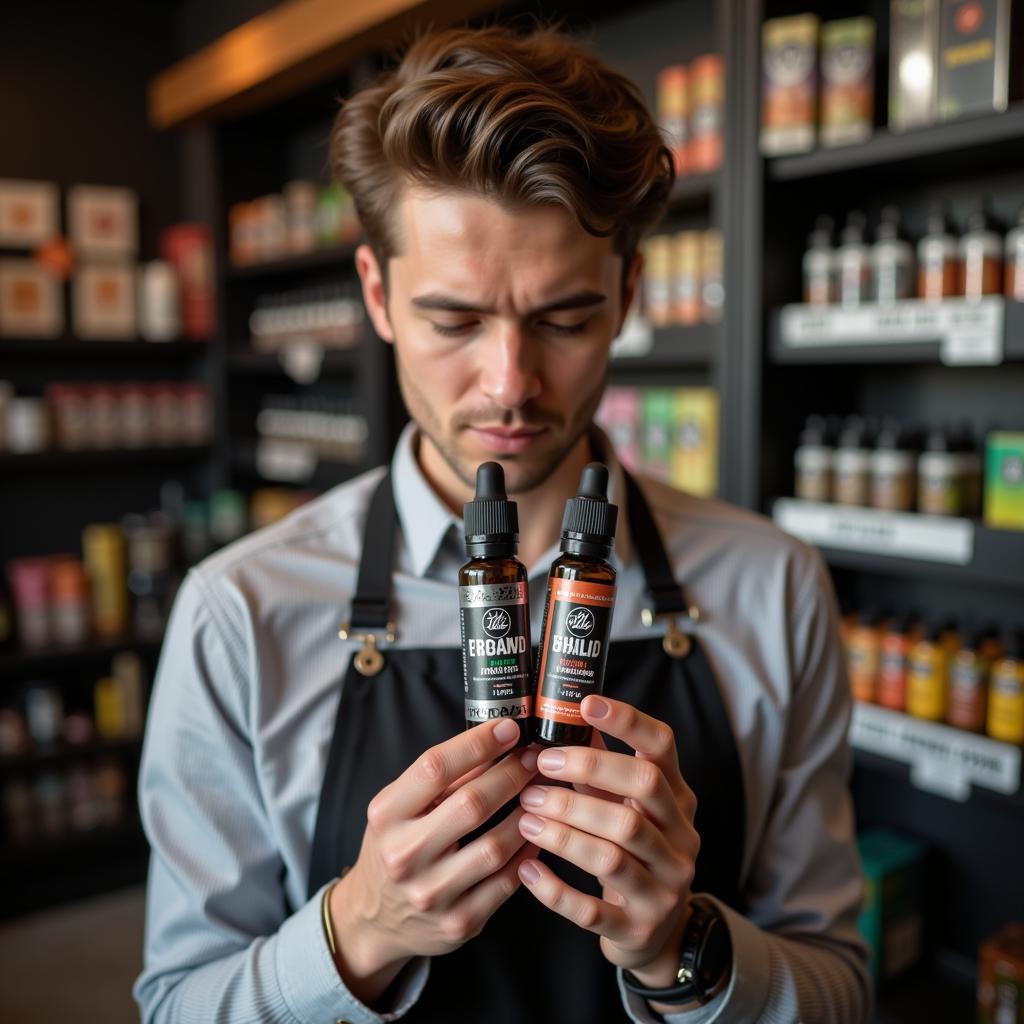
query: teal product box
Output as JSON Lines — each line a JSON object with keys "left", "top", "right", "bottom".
{"left": 857, "top": 828, "right": 926, "bottom": 987}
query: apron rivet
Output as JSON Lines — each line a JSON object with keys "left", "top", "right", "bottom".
{"left": 662, "top": 619, "right": 692, "bottom": 659}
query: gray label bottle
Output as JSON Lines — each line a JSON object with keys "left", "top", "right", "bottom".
{"left": 533, "top": 462, "right": 618, "bottom": 747}
{"left": 458, "top": 462, "right": 532, "bottom": 746}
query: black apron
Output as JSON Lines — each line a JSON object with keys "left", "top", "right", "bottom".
{"left": 308, "top": 470, "right": 746, "bottom": 1023}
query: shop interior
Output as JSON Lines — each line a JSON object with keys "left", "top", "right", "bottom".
{"left": 1, "top": 1, "right": 1022, "bottom": 1020}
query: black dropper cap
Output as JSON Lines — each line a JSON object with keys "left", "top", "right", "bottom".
{"left": 926, "top": 203, "right": 951, "bottom": 237}
{"left": 799, "top": 414, "right": 829, "bottom": 446}
{"left": 463, "top": 462, "right": 519, "bottom": 558}
{"left": 560, "top": 462, "right": 619, "bottom": 559}
{"left": 841, "top": 210, "right": 867, "bottom": 245}
{"left": 808, "top": 214, "right": 834, "bottom": 248}
{"left": 876, "top": 205, "right": 902, "bottom": 242}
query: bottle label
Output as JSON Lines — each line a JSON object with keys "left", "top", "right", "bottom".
{"left": 534, "top": 578, "right": 616, "bottom": 725}
{"left": 459, "top": 582, "right": 532, "bottom": 723}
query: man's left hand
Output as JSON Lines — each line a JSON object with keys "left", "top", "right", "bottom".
{"left": 517, "top": 695, "right": 700, "bottom": 983}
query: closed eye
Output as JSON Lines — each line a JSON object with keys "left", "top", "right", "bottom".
{"left": 430, "top": 321, "right": 478, "bottom": 337}
{"left": 539, "top": 320, "right": 589, "bottom": 335}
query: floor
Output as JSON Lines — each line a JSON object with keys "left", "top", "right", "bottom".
{"left": 0, "top": 884, "right": 146, "bottom": 1022}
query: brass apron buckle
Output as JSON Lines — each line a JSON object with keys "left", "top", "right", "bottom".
{"left": 338, "top": 621, "right": 397, "bottom": 677}
{"left": 640, "top": 604, "right": 700, "bottom": 659}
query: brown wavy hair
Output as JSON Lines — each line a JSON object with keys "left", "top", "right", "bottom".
{"left": 329, "top": 25, "right": 674, "bottom": 278}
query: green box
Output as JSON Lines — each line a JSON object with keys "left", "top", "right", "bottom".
{"left": 642, "top": 389, "right": 676, "bottom": 481}
{"left": 985, "top": 432, "right": 1024, "bottom": 531}
{"left": 857, "top": 828, "right": 926, "bottom": 986}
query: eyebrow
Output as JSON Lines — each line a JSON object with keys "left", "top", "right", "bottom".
{"left": 410, "top": 290, "right": 607, "bottom": 316}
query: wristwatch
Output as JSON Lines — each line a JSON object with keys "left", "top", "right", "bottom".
{"left": 621, "top": 897, "right": 733, "bottom": 1006}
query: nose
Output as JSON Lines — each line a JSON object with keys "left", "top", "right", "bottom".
{"left": 477, "top": 323, "right": 542, "bottom": 411}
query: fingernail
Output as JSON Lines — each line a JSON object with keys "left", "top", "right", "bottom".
{"left": 519, "top": 813, "right": 545, "bottom": 836}
{"left": 520, "top": 786, "right": 545, "bottom": 808}
{"left": 520, "top": 747, "right": 539, "bottom": 772}
{"left": 585, "top": 696, "right": 609, "bottom": 719}
{"left": 538, "top": 749, "right": 565, "bottom": 772}
{"left": 519, "top": 860, "right": 541, "bottom": 884}
{"left": 494, "top": 719, "right": 519, "bottom": 744}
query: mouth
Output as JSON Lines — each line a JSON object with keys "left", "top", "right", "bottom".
{"left": 467, "top": 425, "right": 549, "bottom": 455}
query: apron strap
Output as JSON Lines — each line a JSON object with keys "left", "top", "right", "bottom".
{"left": 621, "top": 470, "right": 689, "bottom": 618}
{"left": 348, "top": 471, "right": 398, "bottom": 630}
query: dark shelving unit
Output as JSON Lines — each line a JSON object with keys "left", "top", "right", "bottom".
{"left": 226, "top": 345, "right": 359, "bottom": 376}
{"left": 0, "top": 445, "right": 211, "bottom": 471}
{"left": 0, "top": 738, "right": 142, "bottom": 773}
{"left": 0, "top": 634, "right": 163, "bottom": 680}
{"left": 610, "top": 323, "right": 719, "bottom": 373}
{"left": 768, "top": 105, "right": 1024, "bottom": 184}
{"left": 668, "top": 171, "right": 717, "bottom": 212}
{"left": 225, "top": 241, "right": 360, "bottom": 280}
{"left": 0, "top": 339, "right": 209, "bottom": 359}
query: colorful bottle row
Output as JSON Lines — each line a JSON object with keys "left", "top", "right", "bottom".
{"left": 656, "top": 56, "right": 724, "bottom": 177}
{"left": 841, "top": 611, "right": 1024, "bottom": 744}
{"left": 803, "top": 204, "right": 1024, "bottom": 308}
{"left": 642, "top": 230, "right": 724, "bottom": 327}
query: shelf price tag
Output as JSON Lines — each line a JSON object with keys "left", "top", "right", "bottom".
{"left": 611, "top": 312, "right": 654, "bottom": 358}
{"left": 779, "top": 297, "right": 1005, "bottom": 364}
{"left": 773, "top": 499, "right": 974, "bottom": 565}
{"left": 850, "top": 703, "right": 1022, "bottom": 801}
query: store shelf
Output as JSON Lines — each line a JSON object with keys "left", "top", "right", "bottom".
{"left": 227, "top": 345, "right": 358, "bottom": 378}
{"left": 226, "top": 242, "right": 359, "bottom": 281}
{"left": 768, "top": 105, "right": 1024, "bottom": 184}
{"left": 0, "top": 445, "right": 210, "bottom": 471}
{"left": 0, "top": 634, "right": 162, "bottom": 679}
{"left": 610, "top": 323, "right": 718, "bottom": 372}
{"left": 0, "top": 339, "right": 209, "bottom": 358}
{"left": 0, "top": 738, "right": 141, "bottom": 772}
{"left": 231, "top": 438, "right": 365, "bottom": 490}
{"left": 769, "top": 299, "right": 1024, "bottom": 365}
{"left": 668, "top": 171, "right": 716, "bottom": 211}
{"left": 850, "top": 704, "right": 1022, "bottom": 805}
{"left": 773, "top": 499, "right": 1024, "bottom": 590}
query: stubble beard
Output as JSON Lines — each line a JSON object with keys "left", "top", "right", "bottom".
{"left": 395, "top": 351, "right": 608, "bottom": 495}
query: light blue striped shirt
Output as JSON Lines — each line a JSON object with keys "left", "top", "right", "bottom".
{"left": 134, "top": 424, "right": 870, "bottom": 1023}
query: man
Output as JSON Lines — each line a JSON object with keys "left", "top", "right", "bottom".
{"left": 135, "top": 25, "right": 869, "bottom": 1024}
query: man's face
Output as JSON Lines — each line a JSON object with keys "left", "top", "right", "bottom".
{"left": 356, "top": 187, "right": 639, "bottom": 494}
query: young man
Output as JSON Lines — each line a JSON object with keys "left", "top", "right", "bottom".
{"left": 135, "top": 26, "right": 869, "bottom": 1024}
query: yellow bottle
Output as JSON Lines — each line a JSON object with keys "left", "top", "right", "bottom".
{"left": 907, "top": 624, "right": 949, "bottom": 722}
{"left": 987, "top": 634, "right": 1024, "bottom": 745}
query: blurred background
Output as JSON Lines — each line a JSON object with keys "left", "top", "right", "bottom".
{"left": 1, "top": 1, "right": 1023, "bottom": 1020}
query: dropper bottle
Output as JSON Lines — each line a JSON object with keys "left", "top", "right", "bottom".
{"left": 533, "top": 463, "right": 619, "bottom": 747}
{"left": 458, "top": 462, "right": 532, "bottom": 746}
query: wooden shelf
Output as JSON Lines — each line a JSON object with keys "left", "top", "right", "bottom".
{"left": 226, "top": 243, "right": 359, "bottom": 281}
{"left": 0, "top": 445, "right": 210, "bottom": 470}
{"left": 768, "top": 106, "right": 1024, "bottom": 184}
{"left": 0, "top": 634, "right": 162, "bottom": 679}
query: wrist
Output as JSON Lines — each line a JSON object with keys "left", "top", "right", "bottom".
{"left": 629, "top": 900, "right": 693, "bottom": 989}
{"left": 328, "top": 870, "right": 411, "bottom": 1005}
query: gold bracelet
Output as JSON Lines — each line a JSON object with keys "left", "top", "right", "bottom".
{"left": 319, "top": 880, "right": 339, "bottom": 958}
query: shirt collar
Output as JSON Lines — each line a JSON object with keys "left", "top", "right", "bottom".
{"left": 390, "top": 422, "right": 636, "bottom": 579}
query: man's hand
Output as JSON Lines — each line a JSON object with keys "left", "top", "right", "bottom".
{"left": 516, "top": 695, "right": 699, "bottom": 990}
{"left": 330, "top": 717, "right": 540, "bottom": 1005}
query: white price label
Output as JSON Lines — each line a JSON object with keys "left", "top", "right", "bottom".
{"left": 611, "top": 313, "right": 654, "bottom": 357}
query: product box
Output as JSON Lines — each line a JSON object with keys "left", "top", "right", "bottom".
{"left": 73, "top": 264, "right": 136, "bottom": 340}
{"left": 821, "top": 18, "right": 876, "bottom": 147}
{"left": 938, "top": 0, "right": 1024, "bottom": 120}
{"left": 890, "top": 0, "right": 941, "bottom": 130}
{"left": 985, "top": 432, "right": 1024, "bottom": 531}
{"left": 670, "top": 388, "right": 719, "bottom": 497}
{"left": 596, "top": 387, "right": 641, "bottom": 474}
{"left": 642, "top": 389, "right": 676, "bottom": 482}
{"left": 978, "top": 923, "right": 1024, "bottom": 1024}
{"left": 0, "top": 179, "right": 59, "bottom": 248}
{"left": 761, "top": 14, "right": 820, "bottom": 155}
{"left": 857, "top": 828, "right": 926, "bottom": 987}
{"left": 657, "top": 65, "right": 689, "bottom": 176}
{"left": 689, "top": 54, "right": 725, "bottom": 173}
{"left": 67, "top": 185, "right": 138, "bottom": 259}
{"left": 0, "top": 259, "right": 63, "bottom": 338}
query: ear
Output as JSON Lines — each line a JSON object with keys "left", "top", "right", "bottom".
{"left": 355, "top": 243, "right": 395, "bottom": 343}
{"left": 617, "top": 249, "right": 644, "bottom": 334}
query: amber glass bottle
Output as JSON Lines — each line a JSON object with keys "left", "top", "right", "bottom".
{"left": 533, "top": 463, "right": 619, "bottom": 748}
{"left": 458, "top": 462, "right": 532, "bottom": 747}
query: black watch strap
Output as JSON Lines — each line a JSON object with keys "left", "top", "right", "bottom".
{"left": 622, "top": 897, "right": 732, "bottom": 1006}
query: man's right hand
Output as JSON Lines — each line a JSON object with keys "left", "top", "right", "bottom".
{"left": 329, "top": 717, "right": 540, "bottom": 1005}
